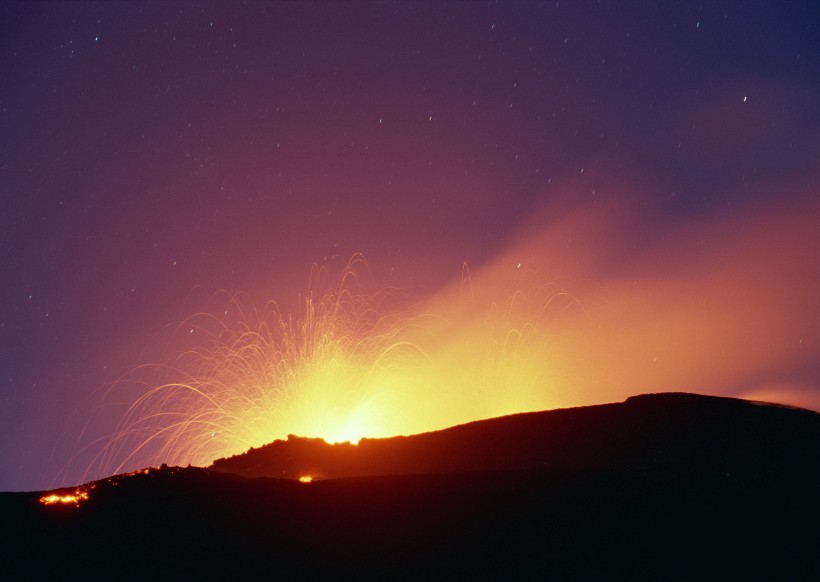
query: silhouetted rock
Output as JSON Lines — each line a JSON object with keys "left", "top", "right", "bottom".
{"left": 3, "top": 393, "right": 818, "bottom": 579}
{"left": 211, "top": 392, "right": 819, "bottom": 483}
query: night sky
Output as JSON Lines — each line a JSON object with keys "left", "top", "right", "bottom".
{"left": 2, "top": 1, "right": 818, "bottom": 492}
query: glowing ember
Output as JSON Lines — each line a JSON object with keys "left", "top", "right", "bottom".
{"left": 39, "top": 488, "right": 90, "bottom": 508}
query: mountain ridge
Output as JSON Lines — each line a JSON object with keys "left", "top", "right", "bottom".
{"left": 210, "top": 392, "right": 819, "bottom": 481}
{"left": 4, "top": 391, "right": 818, "bottom": 579}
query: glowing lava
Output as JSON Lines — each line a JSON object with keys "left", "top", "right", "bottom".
{"left": 85, "top": 256, "right": 575, "bottom": 480}
{"left": 40, "top": 486, "right": 92, "bottom": 507}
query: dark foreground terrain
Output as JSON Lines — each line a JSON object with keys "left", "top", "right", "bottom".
{"left": 3, "top": 393, "right": 819, "bottom": 579}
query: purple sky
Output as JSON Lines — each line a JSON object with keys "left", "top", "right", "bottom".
{"left": 2, "top": 1, "right": 818, "bottom": 492}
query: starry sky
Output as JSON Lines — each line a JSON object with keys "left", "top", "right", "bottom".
{"left": 2, "top": 1, "right": 818, "bottom": 492}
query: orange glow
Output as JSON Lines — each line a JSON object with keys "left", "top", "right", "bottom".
{"left": 85, "top": 161, "right": 819, "bottom": 478}
{"left": 439, "top": 161, "right": 820, "bottom": 413}
{"left": 298, "top": 476, "right": 313, "bottom": 483}
{"left": 87, "top": 255, "right": 574, "bottom": 478}
{"left": 39, "top": 488, "right": 90, "bottom": 507}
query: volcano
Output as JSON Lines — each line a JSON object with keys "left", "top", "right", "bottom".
{"left": 4, "top": 393, "right": 819, "bottom": 579}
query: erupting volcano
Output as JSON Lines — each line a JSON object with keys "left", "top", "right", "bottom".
{"left": 82, "top": 255, "right": 580, "bottom": 481}
{"left": 3, "top": 1, "right": 818, "bottom": 578}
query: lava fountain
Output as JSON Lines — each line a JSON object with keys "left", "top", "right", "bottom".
{"left": 83, "top": 255, "right": 579, "bottom": 480}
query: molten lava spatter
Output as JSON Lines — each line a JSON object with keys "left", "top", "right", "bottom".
{"left": 84, "top": 256, "right": 576, "bottom": 480}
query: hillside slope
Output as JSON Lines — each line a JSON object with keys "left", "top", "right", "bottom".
{"left": 3, "top": 393, "right": 818, "bottom": 579}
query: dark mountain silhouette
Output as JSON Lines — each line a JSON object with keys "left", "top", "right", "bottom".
{"left": 210, "top": 392, "right": 820, "bottom": 481}
{"left": 3, "top": 393, "right": 819, "bottom": 579}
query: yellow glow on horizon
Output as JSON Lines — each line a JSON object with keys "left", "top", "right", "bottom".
{"left": 298, "top": 476, "right": 313, "bottom": 483}
{"left": 87, "top": 255, "right": 575, "bottom": 479}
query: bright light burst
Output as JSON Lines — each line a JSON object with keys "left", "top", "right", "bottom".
{"left": 83, "top": 255, "right": 579, "bottom": 480}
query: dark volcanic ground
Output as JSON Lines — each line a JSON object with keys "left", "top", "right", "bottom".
{"left": 3, "top": 393, "right": 819, "bottom": 579}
